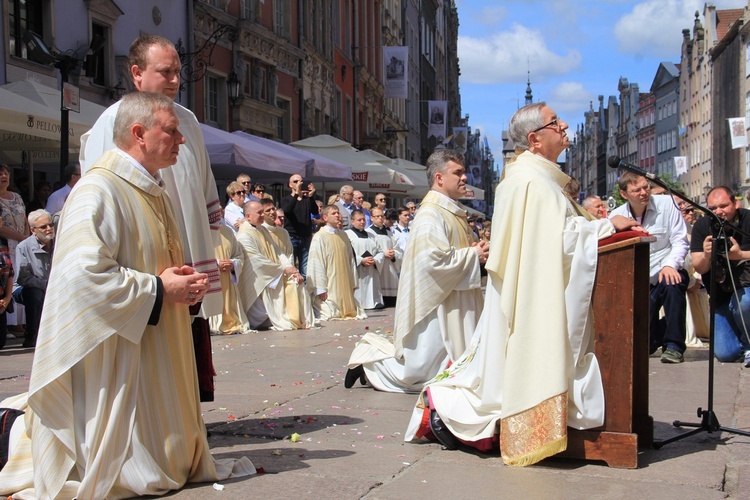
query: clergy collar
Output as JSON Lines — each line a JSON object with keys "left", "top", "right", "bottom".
{"left": 115, "top": 148, "right": 164, "bottom": 186}
{"left": 324, "top": 225, "right": 339, "bottom": 234}
{"left": 369, "top": 224, "right": 388, "bottom": 235}
{"left": 349, "top": 227, "right": 369, "bottom": 238}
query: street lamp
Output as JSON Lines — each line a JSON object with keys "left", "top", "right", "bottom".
{"left": 227, "top": 71, "right": 241, "bottom": 106}
{"left": 22, "top": 30, "right": 102, "bottom": 178}
{"left": 703, "top": 183, "right": 712, "bottom": 202}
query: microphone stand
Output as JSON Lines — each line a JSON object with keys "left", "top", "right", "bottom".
{"left": 637, "top": 173, "right": 750, "bottom": 447}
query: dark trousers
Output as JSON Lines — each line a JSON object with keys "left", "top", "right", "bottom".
{"left": 22, "top": 287, "right": 45, "bottom": 346}
{"left": 291, "top": 235, "right": 312, "bottom": 278}
{"left": 650, "top": 268, "right": 689, "bottom": 353}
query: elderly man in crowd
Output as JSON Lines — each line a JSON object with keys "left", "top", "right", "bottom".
{"left": 45, "top": 163, "right": 80, "bottom": 215}
{"left": 0, "top": 91, "right": 254, "bottom": 499}
{"left": 404, "top": 103, "right": 640, "bottom": 464}
{"left": 13, "top": 209, "right": 55, "bottom": 348}
{"left": 80, "top": 34, "right": 223, "bottom": 402}
{"left": 610, "top": 172, "right": 689, "bottom": 363}
{"left": 335, "top": 184, "right": 355, "bottom": 230}
{"left": 280, "top": 174, "right": 318, "bottom": 277}
{"left": 352, "top": 190, "right": 371, "bottom": 227}
{"left": 237, "top": 201, "right": 315, "bottom": 331}
{"left": 582, "top": 195, "right": 608, "bottom": 219}
{"left": 374, "top": 193, "right": 388, "bottom": 211}
{"left": 346, "top": 149, "right": 488, "bottom": 393}
{"left": 237, "top": 173, "right": 258, "bottom": 203}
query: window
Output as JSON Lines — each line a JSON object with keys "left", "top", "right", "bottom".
{"left": 241, "top": 0, "right": 255, "bottom": 20}
{"left": 206, "top": 75, "right": 219, "bottom": 125}
{"left": 9, "top": 0, "right": 47, "bottom": 60}
{"left": 274, "top": 0, "right": 287, "bottom": 38}
{"left": 89, "top": 22, "right": 109, "bottom": 86}
{"left": 332, "top": 0, "right": 341, "bottom": 47}
{"left": 277, "top": 98, "right": 290, "bottom": 142}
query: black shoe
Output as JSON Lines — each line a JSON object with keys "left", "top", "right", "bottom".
{"left": 345, "top": 365, "right": 365, "bottom": 388}
{"left": 429, "top": 409, "right": 459, "bottom": 450}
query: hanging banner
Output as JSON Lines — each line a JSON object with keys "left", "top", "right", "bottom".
{"left": 728, "top": 117, "right": 748, "bottom": 149}
{"left": 674, "top": 156, "right": 687, "bottom": 175}
{"left": 428, "top": 100, "right": 447, "bottom": 139}
{"left": 453, "top": 127, "right": 468, "bottom": 153}
{"left": 383, "top": 46, "right": 408, "bottom": 99}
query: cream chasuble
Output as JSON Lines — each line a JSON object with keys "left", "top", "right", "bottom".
{"left": 210, "top": 223, "right": 250, "bottom": 334}
{"left": 0, "top": 151, "right": 254, "bottom": 499}
{"left": 80, "top": 101, "right": 223, "bottom": 318}
{"left": 345, "top": 228, "right": 385, "bottom": 309}
{"left": 307, "top": 227, "right": 366, "bottom": 320}
{"left": 348, "top": 190, "right": 483, "bottom": 393}
{"left": 405, "top": 151, "right": 613, "bottom": 466}
{"left": 237, "top": 223, "right": 315, "bottom": 330}
{"left": 264, "top": 222, "right": 294, "bottom": 262}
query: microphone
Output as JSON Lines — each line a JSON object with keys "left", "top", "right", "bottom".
{"left": 607, "top": 156, "right": 657, "bottom": 180}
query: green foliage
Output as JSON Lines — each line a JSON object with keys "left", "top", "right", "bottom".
{"left": 609, "top": 173, "right": 683, "bottom": 208}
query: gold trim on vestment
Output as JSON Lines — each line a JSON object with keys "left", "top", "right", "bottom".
{"left": 500, "top": 393, "right": 568, "bottom": 466}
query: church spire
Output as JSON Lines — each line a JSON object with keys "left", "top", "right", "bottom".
{"left": 525, "top": 66, "right": 533, "bottom": 106}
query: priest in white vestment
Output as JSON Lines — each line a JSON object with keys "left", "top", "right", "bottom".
{"left": 404, "top": 102, "right": 642, "bottom": 466}
{"left": 307, "top": 205, "right": 366, "bottom": 320}
{"left": 0, "top": 92, "right": 254, "bottom": 499}
{"left": 262, "top": 201, "right": 294, "bottom": 261}
{"left": 236, "top": 201, "right": 316, "bottom": 330}
{"left": 209, "top": 220, "right": 251, "bottom": 334}
{"left": 79, "top": 35, "right": 223, "bottom": 401}
{"left": 346, "top": 209, "right": 385, "bottom": 309}
{"left": 367, "top": 207, "right": 402, "bottom": 305}
{"left": 345, "top": 150, "right": 489, "bottom": 393}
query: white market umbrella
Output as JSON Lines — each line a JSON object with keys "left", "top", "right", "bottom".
{"left": 232, "top": 131, "right": 352, "bottom": 181}
{"left": 201, "top": 124, "right": 306, "bottom": 181}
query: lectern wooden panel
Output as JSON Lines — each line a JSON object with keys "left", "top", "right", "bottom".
{"left": 558, "top": 236, "right": 654, "bottom": 469}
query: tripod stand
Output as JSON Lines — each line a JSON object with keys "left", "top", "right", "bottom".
{"left": 653, "top": 190, "right": 750, "bottom": 448}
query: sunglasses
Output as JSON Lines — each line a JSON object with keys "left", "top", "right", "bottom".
{"left": 233, "top": 190, "right": 246, "bottom": 196}
{"left": 254, "top": 189, "right": 266, "bottom": 194}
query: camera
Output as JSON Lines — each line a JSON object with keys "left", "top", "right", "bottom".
{"left": 715, "top": 235, "right": 729, "bottom": 255}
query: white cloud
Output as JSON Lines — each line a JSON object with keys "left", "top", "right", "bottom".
{"left": 614, "top": 0, "right": 743, "bottom": 58}
{"left": 547, "top": 82, "right": 598, "bottom": 116}
{"left": 459, "top": 24, "right": 582, "bottom": 84}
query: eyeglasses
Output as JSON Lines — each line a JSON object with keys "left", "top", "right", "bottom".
{"left": 626, "top": 186, "right": 650, "bottom": 195}
{"left": 34, "top": 223, "right": 54, "bottom": 230}
{"left": 232, "top": 190, "right": 246, "bottom": 196}
{"left": 532, "top": 118, "right": 561, "bottom": 133}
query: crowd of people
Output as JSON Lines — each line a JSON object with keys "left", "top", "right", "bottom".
{"left": 2, "top": 33, "right": 750, "bottom": 498}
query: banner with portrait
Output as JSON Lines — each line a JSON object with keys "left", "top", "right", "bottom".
{"left": 428, "top": 100, "right": 447, "bottom": 139}
{"left": 452, "top": 127, "right": 468, "bottom": 153}
{"left": 673, "top": 156, "right": 687, "bottom": 176}
{"left": 728, "top": 117, "right": 748, "bottom": 149}
{"left": 383, "top": 46, "right": 408, "bottom": 99}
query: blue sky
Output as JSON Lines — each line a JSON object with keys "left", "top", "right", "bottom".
{"left": 455, "top": 0, "right": 744, "bottom": 169}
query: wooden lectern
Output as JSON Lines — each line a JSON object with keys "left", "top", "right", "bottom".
{"left": 559, "top": 235, "right": 655, "bottom": 469}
